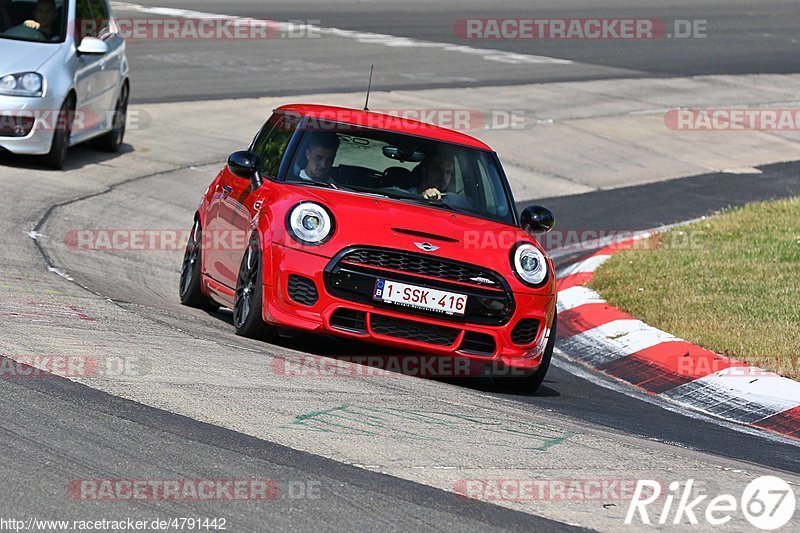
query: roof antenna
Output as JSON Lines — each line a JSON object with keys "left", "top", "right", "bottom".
{"left": 364, "top": 65, "right": 374, "bottom": 111}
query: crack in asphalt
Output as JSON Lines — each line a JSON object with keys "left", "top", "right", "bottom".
{"left": 26, "top": 158, "right": 262, "bottom": 351}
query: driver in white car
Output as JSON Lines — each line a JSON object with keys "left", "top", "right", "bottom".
{"left": 8, "top": 0, "right": 57, "bottom": 39}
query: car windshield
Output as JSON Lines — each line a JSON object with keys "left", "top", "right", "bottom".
{"left": 0, "top": 0, "right": 68, "bottom": 43}
{"left": 285, "top": 122, "right": 515, "bottom": 225}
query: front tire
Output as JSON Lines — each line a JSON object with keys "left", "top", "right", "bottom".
{"left": 179, "top": 218, "right": 219, "bottom": 310}
{"left": 42, "top": 96, "right": 74, "bottom": 170}
{"left": 96, "top": 83, "right": 129, "bottom": 153}
{"left": 495, "top": 312, "right": 557, "bottom": 394}
{"left": 233, "top": 236, "right": 276, "bottom": 341}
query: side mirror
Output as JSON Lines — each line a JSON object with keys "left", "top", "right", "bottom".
{"left": 227, "top": 150, "right": 262, "bottom": 190}
{"left": 520, "top": 205, "right": 555, "bottom": 235}
{"left": 77, "top": 36, "right": 109, "bottom": 55}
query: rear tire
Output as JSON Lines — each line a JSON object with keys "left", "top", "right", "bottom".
{"left": 233, "top": 236, "right": 276, "bottom": 341}
{"left": 495, "top": 312, "right": 557, "bottom": 394}
{"left": 179, "top": 218, "right": 219, "bottom": 311}
{"left": 42, "top": 96, "right": 74, "bottom": 170}
{"left": 96, "top": 83, "right": 128, "bottom": 153}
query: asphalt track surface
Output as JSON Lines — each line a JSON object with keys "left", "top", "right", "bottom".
{"left": 116, "top": 0, "right": 800, "bottom": 103}
{"left": 0, "top": 359, "right": 581, "bottom": 532}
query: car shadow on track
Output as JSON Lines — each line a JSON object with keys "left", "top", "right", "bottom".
{"left": 462, "top": 380, "right": 561, "bottom": 398}
{"left": 207, "top": 307, "right": 561, "bottom": 398}
{"left": 0, "top": 143, "right": 134, "bottom": 171}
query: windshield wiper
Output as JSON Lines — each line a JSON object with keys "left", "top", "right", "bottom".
{"left": 294, "top": 180, "right": 339, "bottom": 189}
{"left": 401, "top": 196, "right": 455, "bottom": 210}
{"left": 328, "top": 183, "right": 392, "bottom": 199}
{"left": 290, "top": 180, "right": 361, "bottom": 193}
{"left": 427, "top": 200, "right": 455, "bottom": 210}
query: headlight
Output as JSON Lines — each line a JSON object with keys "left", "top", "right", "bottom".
{"left": 0, "top": 72, "right": 44, "bottom": 97}
{"left": 287, "top": 202, "right": 334, "bottom": 245}
{"left": 512, "top": 243, "right": 548, "bottom": 286}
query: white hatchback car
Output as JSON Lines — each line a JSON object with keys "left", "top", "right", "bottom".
{"left": 0, "top": 0, "right": 129, "bottom": 168}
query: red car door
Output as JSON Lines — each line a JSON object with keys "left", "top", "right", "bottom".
{"left": 215, "top": 170, "right": 258, "bottom": 288}
{"left": 202, "top": 170, "right": 236, "bottom": 287}
{"left": 216, "top": 115, "right": 297, "bottom": 289}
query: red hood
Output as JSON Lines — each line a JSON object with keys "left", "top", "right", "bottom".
{"left": 261, "top": 184, "right": 554, "bottom": 295}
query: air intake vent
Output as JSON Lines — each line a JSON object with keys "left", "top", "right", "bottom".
{"left": 391, "top": 228, "right": 460, "bottom": 243}
{"left": 330, "top": 309, "right": 367, "bottom": 333}
{"left": 0, "top": 115, "right": 34, "bottom": 138}
{"left": 510, "top": 319, "right": 540, "bottom": 346}
{"left": 287, "top": 275, "right": 318, "bottom": 306}
{"left": 459, "top": 332, "right": 496, "bottom": 356}
{"left": 370, "top": 314, "right": 459, "bottom": 346}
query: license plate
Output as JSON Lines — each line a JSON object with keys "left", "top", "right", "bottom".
{"left": 373, "top": 278, "right": 467, "bottom": 316}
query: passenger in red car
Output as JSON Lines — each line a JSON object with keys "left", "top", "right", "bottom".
{"left": 414, "top": 151, "right": 455, "bottom": 200}
{"left": 300, "top": 132, "right": 340, "bottom": 182}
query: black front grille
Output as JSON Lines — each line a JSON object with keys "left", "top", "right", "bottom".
{"left": 370, "top": 314, "right": 459, "bottom": 346}
{"left": 510, "top": 319, "right": 540, "bottom": 346}
{"left": 330, "top": 308, "right": 367, "bottom": 333}
{"left": 325, "top": 247, "right": 514, "bottom": 326}
{"left": 287, "top": 275, "right": 318, "bottom": 306}
{"left": 459, "top": 332, "right": 496, "bottom": 356}
{"left": 342, "top": 249, "right": 505, "bottom": 288}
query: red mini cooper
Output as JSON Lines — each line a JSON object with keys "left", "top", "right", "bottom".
{"left": 180, "top": 104, "right": 557, "bottom": 391}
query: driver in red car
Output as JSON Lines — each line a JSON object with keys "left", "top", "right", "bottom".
{"left": 299, "top": 132, "right": 340, "bottom": 182}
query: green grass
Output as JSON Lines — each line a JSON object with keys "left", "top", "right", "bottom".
{"left": 590, "top": 197, "right": 800, "bottom": 380}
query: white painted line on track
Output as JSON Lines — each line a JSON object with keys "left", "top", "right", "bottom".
{"left": 693, "top": 368, "right": 800, "bottom": 412}
{"left": 566, "top": 319, "right": 680, "bottom": 364}
{"left": 111, "top": 2, "right": 574, "bottom": 65}
{"left": 556, "top": 285, "right": 605, "bottom": 312}
{"left": 558, "top": 254, "right": 611, "bottom": 277}
{"left": 551, "top": 352, "right": 800, "bottom": 448}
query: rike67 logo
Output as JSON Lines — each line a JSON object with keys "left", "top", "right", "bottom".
{"left": 626, "top": 476, "right": 796, "bottom": 529}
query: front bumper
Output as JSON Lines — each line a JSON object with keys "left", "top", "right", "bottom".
{"left": 262, "top": 244, "right": 556, "bottom": 371}
{"left": 0, "top": 94, "right": 59, "bottom": 155}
